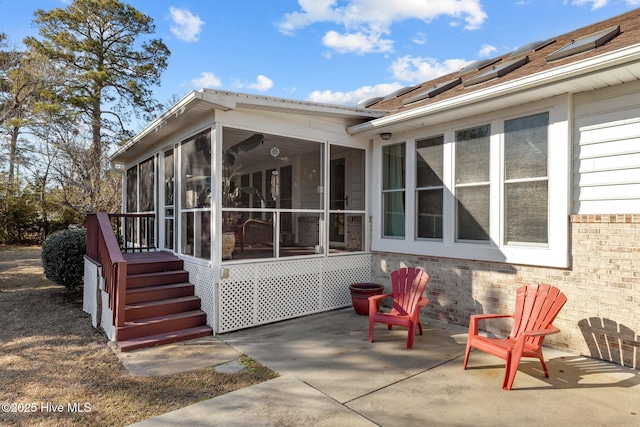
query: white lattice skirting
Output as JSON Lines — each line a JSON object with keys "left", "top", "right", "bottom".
{"left": 217, "top": 254, "right": 372, "bottom": 333}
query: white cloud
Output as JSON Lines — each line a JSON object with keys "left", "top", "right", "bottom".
{"left": 247, "top": 75, "right": 274, "bottom": 92}
{"left": 478, "top": 44, "right": 497, "bottom": 58}
{"left": 569, "top": 0, "right": 608, "bottom": 9}
{"left": 390, "top": 55, "right": 468, "bottom": 83}
{"left": 322, "top": 29, "right": 393, "bottom": 54}
{"left": 169, "top": 7, "right": 204, "bottom": 42}
{"left": 191, "top": 72, "right": 222, "bottom": 88}
{"left": 307, "top": 82, "right": 404, "bottom": 106}
{"left": 412, "top": 32, "right": 427, "bottom": 45}
{"left": 277, "top": 1, "right": 487, "bottom": 54}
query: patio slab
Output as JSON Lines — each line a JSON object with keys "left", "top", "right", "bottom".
{"left": 130, "top": 308, "right": 640, "bottom": 426}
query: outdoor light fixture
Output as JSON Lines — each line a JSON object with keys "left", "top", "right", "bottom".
{"left": 380, "top": 132, "right": 392, "bottom": 140}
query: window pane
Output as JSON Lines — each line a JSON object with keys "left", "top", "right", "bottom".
{"left": 455, "top": 125, "right": 490, "bottom": 184}
{"left": 181, "top": 212, "right": 194, "bottom": 256}
{"left": 416, "top": 135, "right": 444, "bottom": 188}
{"left": 505, "top": 112, "right": 548, "bottom": 180}
{"left": 417, "top": 189, "right": 443, "bottom": 239}
{"left": 181, "top": 131, "right": 211, "bottom": 209}
{"left": 457, "top": 186, "right": 489, "bottom": 241}
{"left": 195, "top": 211, "right": 211, "bottom": 259}
{"left": 330, "top": 146, "right": 366, "bottom": 210}
{"left": 383, "top": 191, "right": 405, "bottom": 237}
{"left": 505, "top": 181, "right": 548, "bottom": 244}
{"left": 164, "top": 149, "right": 174, "bottom": 206}
{"left": 139, "top": 157, "right": 154, "bottom": 212}
{"left": 126, "top": 166, "right": 137, "bottom": 212}
{"left": 383, "top": 143, "right": 405, "bottom": 190}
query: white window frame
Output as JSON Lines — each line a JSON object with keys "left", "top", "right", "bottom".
{"left": 371, "top": 96, "right": 570, "bottom": 268}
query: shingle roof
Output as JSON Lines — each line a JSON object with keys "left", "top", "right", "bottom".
{"left": 365, "top": 8, "right": 640, "bottom": 115}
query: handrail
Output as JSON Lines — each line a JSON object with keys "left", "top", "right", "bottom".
{"left": 86, "top": 212, "right": 127, "bottom": 338}
{"left": 108, "top": 213, "right": 156, "bottom": 253}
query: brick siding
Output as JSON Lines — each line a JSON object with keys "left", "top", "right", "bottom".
{"left": 371, "top": 214, "right": 640, "bottom": 369}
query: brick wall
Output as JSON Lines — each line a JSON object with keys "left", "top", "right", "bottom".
{"left": 371, "top": 214, "right": 640, "bottom": 369}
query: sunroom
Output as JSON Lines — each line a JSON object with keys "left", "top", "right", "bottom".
{"left": 84, "top": 89, "right": 386, "bottom": 347}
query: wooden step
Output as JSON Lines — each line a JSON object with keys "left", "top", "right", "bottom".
{"left": 124, "top": 252, "right": 184, "bottom": 275}
{"left": 127, "top": 270, "right": 190, "bottom": 289}
{"left": 117, "top": 325, "right": 213, "bottom": 352}
{"left": 117, "top": 310, "right": 207, "bottom": 341}
{"left": 125, "top": 296, "right": 202, "bottom": 321}
{"left": 126, "top": 283, "right": 194, "bottom": 304}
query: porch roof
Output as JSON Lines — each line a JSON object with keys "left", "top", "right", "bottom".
{"left": 111, "top": 89, "right": 387, "bottom": 164}
{"left": 347, "top": 8, "right": 640, "bottom": 137}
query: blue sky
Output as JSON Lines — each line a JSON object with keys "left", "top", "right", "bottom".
{"left": 2, "top": 0, "right": 640, "bottom": 109}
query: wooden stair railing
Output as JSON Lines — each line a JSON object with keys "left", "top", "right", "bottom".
{"left": 86, "top": 212, "right": 127, "bottom": 338}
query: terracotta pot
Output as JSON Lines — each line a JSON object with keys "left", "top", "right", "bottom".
{"left": 349, "top": 283, "right": 384, "bottom": 315}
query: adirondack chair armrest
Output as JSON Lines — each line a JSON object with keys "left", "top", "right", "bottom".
{"left": 417, "top": 298, "right": 430, "bottom": 307}
{"left": 469, "top": 314, "right": 514, "bottom": 336}
{"left": 521, "top": 326, "right": 561, "bottom": 337}
{"left": 368, "top": 293, "right": 392, "bottom": 304}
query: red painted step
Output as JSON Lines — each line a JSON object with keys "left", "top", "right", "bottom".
{"left": 126, "top": 283, "right": 194, "bottom": 304}
{"left": 126, "top": 270, "right": 190, "bottom": 288}
{"left": 125, "top": 295, "right": 202, "bottom": 321}
{"left": 117, "top": 310, "right": 207, "bottom": 342}
{"left": 117, "top": 325, "right": 213, "bottom": 352}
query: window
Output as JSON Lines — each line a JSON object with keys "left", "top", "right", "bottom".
{"left": 382, "top": 143, "right": 406, "bottom": 237}
{"left": 180, "top": 130, "right": 211, "bottom": 259}
{"left": 455, "top": 125, "right": 490, "bottom": 242}
{"left": 416, "top": 136, "right": 443, "bottom": 239}
{"left": 373, "top": 103, "right": 569, "bottom": 268}
{"left": 504, "top": 112, "right": 548, "bottom": 244}
{"left": 164, "top": 149, "right": 175, "bottom": 250}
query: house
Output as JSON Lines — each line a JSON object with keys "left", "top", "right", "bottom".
{"left": 84, "top": 8, "right": 640, "bottom": 367}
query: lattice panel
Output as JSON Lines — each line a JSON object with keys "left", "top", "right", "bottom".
{"left": 256, "top": 260, "right": 322, "bottom": 323}
{"left": 321, "top": 254, "right": 372, "bottom": 309}
{"left": 219, "top": 264, "right": 259, "bottom": 332}
{"left": 101, "top": 291, "right": 115, "bottom": 341}
{"left": 82, "top": 258, "right": 98, "bottom": 323}
{"left": 217, "top": 255, "right": 372, "bottom": 333}
{"left": 183, "top": 260, "right": 216, "bottom": 328}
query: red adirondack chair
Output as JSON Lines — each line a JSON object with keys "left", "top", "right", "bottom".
{"left": 463, "top": 283, "right": 567, "bottom": 390}
{"left": 368, "top": 267, "right": 430, "bottom": 349}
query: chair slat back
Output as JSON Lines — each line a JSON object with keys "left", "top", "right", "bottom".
{"left": 510, "top": 284, "right": 567, "bottom": 345}
{"left": 391, "top": 267, "right": 429, "bottom": 316}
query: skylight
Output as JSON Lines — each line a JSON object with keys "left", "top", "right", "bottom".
{"left": 403, "top": 78, "right": 462, "bottom": 104}
{"left": 509, "top": 39, "right": 555, "bottom": 59}
{"left": 383, "top": 85, "right": 420, "bottom": 101}
{"left": 356, "top": 97, "right": 383, "bottom": 108}
{"left": 463, "top": 56, "right": 529, "bottom": 87}
{"left": 546, "top": 25, "right": 620, "bottom": 62}
{"left": 457, "top": 58, "right": 500, "bottom": 76}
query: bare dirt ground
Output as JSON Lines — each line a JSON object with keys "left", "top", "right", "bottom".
{"left": 0, "top": 246, "right": 276, "bottom": 427}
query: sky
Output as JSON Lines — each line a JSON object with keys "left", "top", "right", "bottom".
{"left": 2, "top": 0, "right": 640, "bottom": 112}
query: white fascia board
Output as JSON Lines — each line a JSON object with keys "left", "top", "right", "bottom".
{"left": 109, "top": 90, "right": 206, "bottom": 162}
{"left": 201, "top": 88, "right": 387, "bottom": 119}
{"left": 347, "top": 44, "right": 640, "bottom": 136}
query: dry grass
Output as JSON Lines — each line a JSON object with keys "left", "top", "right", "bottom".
{"left": 0, "top": 246, "right": 277, "bottom": 426}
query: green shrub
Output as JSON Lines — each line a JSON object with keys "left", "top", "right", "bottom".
{"left": 42, "top": 228, "right": 87, "bottom": 291}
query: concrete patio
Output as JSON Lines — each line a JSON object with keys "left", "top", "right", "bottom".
{"left": 128, "top": 308, "right": 640, "bottom": 426}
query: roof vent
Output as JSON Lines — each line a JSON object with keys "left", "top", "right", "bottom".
{"left": 546, "top": 25, "right": 620, "bottom": 62}
{"left": 463, "top": 56, "right": 529, "bottom": 87}
{"left": 404, "top": 78, "right": 462, "bottom": 104}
